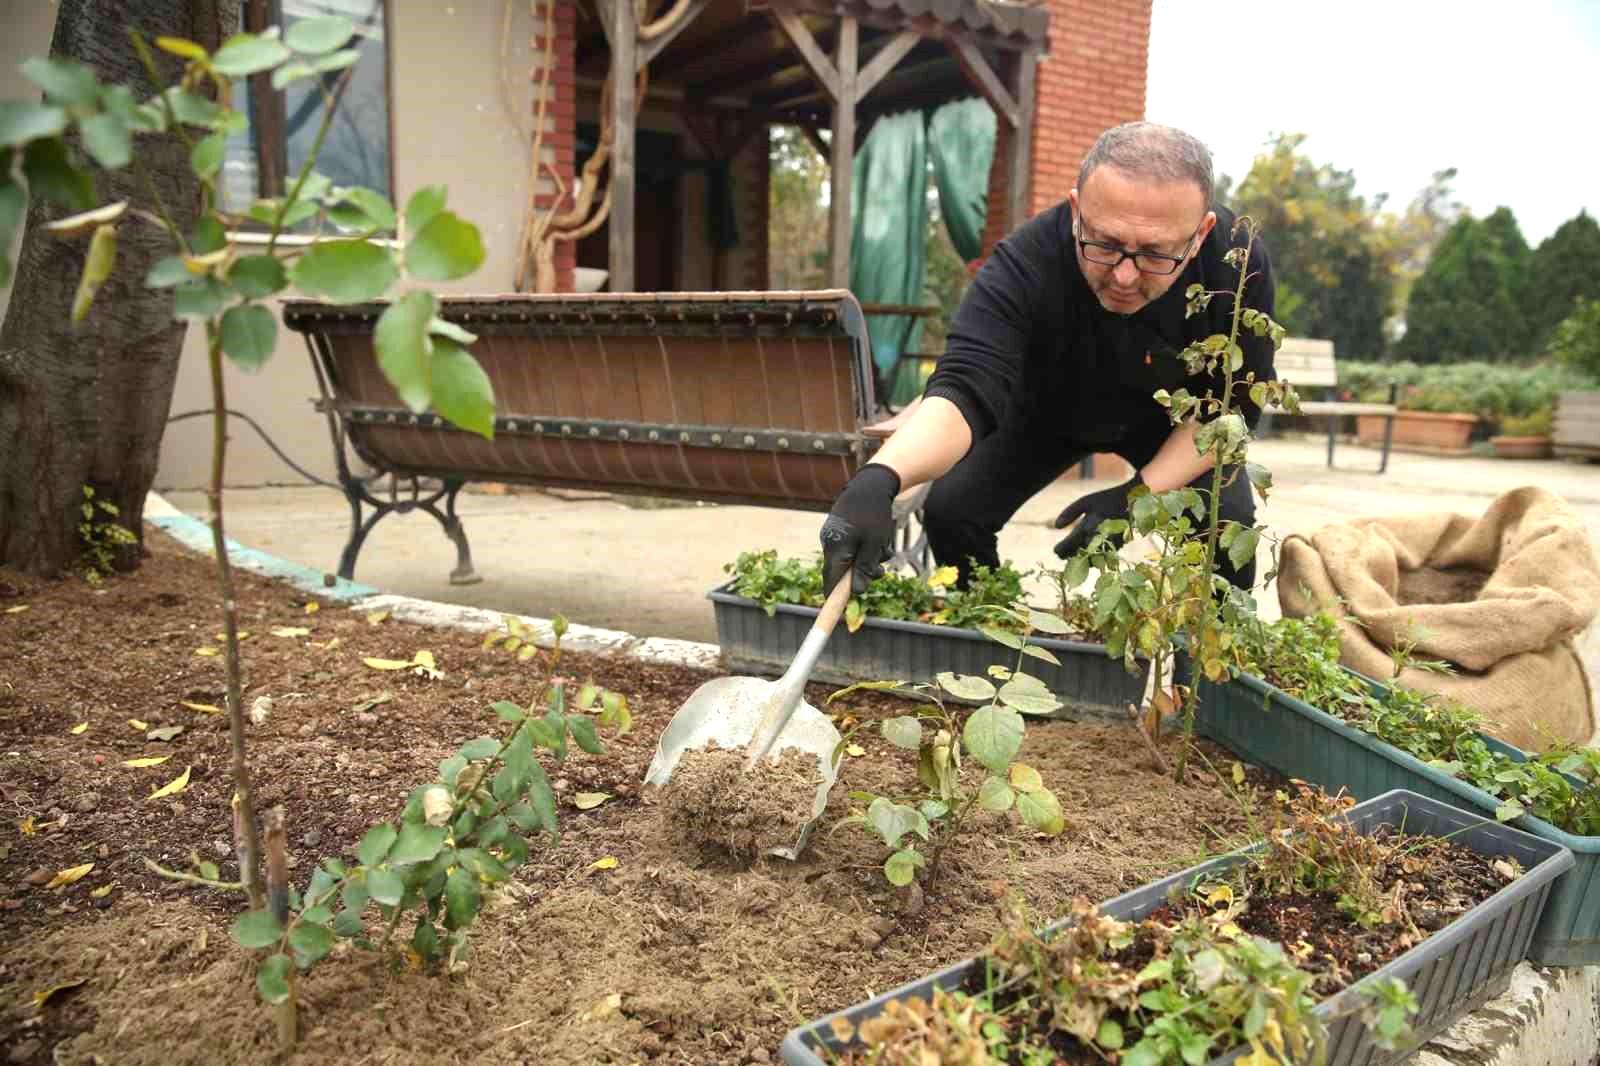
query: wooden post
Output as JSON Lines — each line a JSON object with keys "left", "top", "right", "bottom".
{"left": 828, "top": 15, "right": 858, "bottom": 289}
{"left": 609, "top": 0, "right": 637, "bottom": 291}
{"left": 1007, "top": 46, "right": 1039, "bottom": 233}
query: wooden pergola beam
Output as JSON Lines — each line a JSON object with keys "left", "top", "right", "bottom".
{"left": 946, "top": 34, "right": 1017, "bottom": 128}
{"left": 772, "top": 7, "right": 841, "bottom": 101}
{"left": 855, "top": 29, "right": 921, "bottom": 99}
{"left": 608, "top": 0, "right": 636, "bottom": 291}
{"left": 637, "top": 0, "right": 713, "bottom": 68}
{"left": 1007, "top": 45, "right": 1040, "bottom": 231}
{"left": 828, "top": 15, "right": 857, "bottom": 288}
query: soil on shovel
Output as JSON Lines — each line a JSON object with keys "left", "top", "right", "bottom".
{"left": 2, "top": 526, "right": 1278, "bottom": 1066}
{"left": 657, "top": 744, "right": 822, "bottom": 861}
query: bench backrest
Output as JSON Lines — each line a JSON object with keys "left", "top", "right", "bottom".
{"left": 282, "top": 291, "right": 879, "bottom": 510}
{"left": 1273, "top": 337, "right": 1337, "bottom": 389}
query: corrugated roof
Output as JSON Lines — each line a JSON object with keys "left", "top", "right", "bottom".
{"left": 857, "top": 0, "right": 1050, "bottom": 47}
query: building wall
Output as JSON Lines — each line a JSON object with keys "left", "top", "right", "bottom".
{"left": 982, "top": 0, "right": 1152, "bottom": 253}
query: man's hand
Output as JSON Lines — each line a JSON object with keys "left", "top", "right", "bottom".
{"left": 821, "top": 464, "right": 901, "bottom": 595}
{"left": 1052, "top": 472, "right": 1145, "bottom": 559}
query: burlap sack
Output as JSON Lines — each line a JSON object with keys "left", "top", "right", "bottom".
{"left": 1277, "top": 486, "right": 1600, "bottom": 752}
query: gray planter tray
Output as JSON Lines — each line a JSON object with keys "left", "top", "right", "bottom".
{"left": 708, "top": 581, "right": 1145, "bottom": 719}
{"left": 778, "top": 790, "right": 1573, "bottom": 1066}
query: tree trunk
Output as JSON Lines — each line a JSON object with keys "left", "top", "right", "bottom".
{"left": 0, "top": 0, "right": 235, "bottom": 577}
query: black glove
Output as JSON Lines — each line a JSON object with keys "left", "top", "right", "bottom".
{"left": 1052, "top": 472, "right": 1145, "bottom": 559}
{"left": 821, "top": 463, "right": 901, "bottom": 595}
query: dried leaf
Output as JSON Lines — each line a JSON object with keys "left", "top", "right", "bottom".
{"left": 845, "top": 743, "right": 867, "bottom": 757}
{"left": 69, "top": 722, "right": 88, "bottom": 735}
{"left": 182, "top": 701, "right": 222, "bottom": 715}
{"left": 193, "top": 646, "right": 219, "bottom": 657}
{"left": 366, "top": 609, "right": 390, "bottom": 625}
{"left": 410, "top": 649, "right": 442, "bottom": 679}
{"left": 4, "top": 604, "right": 28, "bottom": 614}
{"left": 573, "top": 792, "right": 611, "bottom": 810}
{"left": 1205, "top": 884, "right": 1234, "bottom": 908}
{"left": 90, "top": 883, "right": 114, "bottom": 899}
{"left": 128, "top": 718, "right": 148, "bottom": 730}
{"left": 32, "top": 977, "right": 87, "bottom": 1007}
{"left": 19, "top": 816, "right": 37, "bottom": 835}
{"left": 363, "top": 657, "right": 411, "bottom": 671}
{"left": 147, "top": 725, "right": 184, "bottom": 742}
{"left": 350, "top": 691, "right": 393, "bottom": 714}
{"left": 46, "top": 862, "right": 94, "bottom": 889}
{"left": 311, "top": 637, "right": 342, "bottom": 651}
{"left": 249, "top": 696, "right": 273, "bottom": 725}
{"left": 1231, "top": 761, "right": 1246, "bottom": 786}
{"left": 580, "top": 992, "right": 622, "bottom": 1021}
{"left": 122, "top": 756, "right": 172, "bottom": 768}
{"left": 587, "top": 856, "right": 618, "bottom": 872}
{"left": 269, "top": 625, "right": 311, "bottom": 638}
{"left": 304, "top": 601, "right": 320, "bottom": 614}
{"left": 148, "top": 766, "right": 192, "bottom": 801}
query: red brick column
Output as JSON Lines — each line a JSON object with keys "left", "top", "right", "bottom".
{"left": 531, "top": 0, "right": 578, "bottom": 292}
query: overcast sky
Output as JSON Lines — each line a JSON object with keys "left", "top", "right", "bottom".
{"left": 1145, "top": 0, "right": 1600, "bottom": 245}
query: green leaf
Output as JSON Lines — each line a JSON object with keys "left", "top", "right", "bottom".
{"left": 998, "top": 676, "right": 1062, "bottom": 716}
{"left": 146, "top": 255, "right": 192, "bottom": 289}
{"left": 285, "top": 14, "right": 356, "bottom": 54}
{"left": 220, "top": 304, "right": 277, "bottom": 370}
{"left": 1226, "top": 526, "right": 1261, "bottom": 573}
{"left": 255, "top": 954, "right": 293, "bottom": 1005}
{"left": 494, "top": 728, "right": 534, "bottom": 803}
{"left": 1063, "top": 553, "right": 1091, "bottom": 589}
{"left": 977, "top": 775, "right": 1015, "bottom": 812}
{"left": 79, "top": 113, "right": 131, "bottom": 169}
{"left": 0, "top": 101, "right": 68, "bottom": 147}
{"left": 172, "top": 277, "right": 229, "bottom": 320}
{"left": 492, "top": 700, "right": 525, "bottom": 723}
{"left": 428, "top": 316, "right": 478, "bottom": 346}
{"left": 527, "top": 761, "right": 558, "bottom": 831}
{"left": 568, "top": 714, "right": 603, "bottom": 755}
{"left": 187, "top": 131, "right": 225, "bottom": 179}
{"left": 1020, "top": 643, "right": 1062, "bottom": 667}
{"left": 231, "top": 908, "right": 284, "bottom": 949}
{"left": 249, "top": 196, "right": 318, "bottom": 228}
{"left": 430, "top": 338, "right": 496, "bottom": 440}
{"left": 1026, "top": 609, "right": 1072, "bottom": 634}
{"left": 289, "top": 921, "right": 335, "bottom": 967}
{"left": 22, "top": 139, "right": 94, "bottom": 213}
{"left": 374, "top": 290, "right": 435, "bottom": 412}
{"left": 70, "top": 224, "right": 116, "bottom": 323}
{"left": 160, "top": 88, "right": 223, "bottom": 127}
{"left": 228, "top": 254, "right": 287, "bottom": 299}
{"left": 270, "top": 62, "right": 316, "bottom": 91}
{"left": 1097, "top": 1018, "right": 1124, "bottom": 1050}
{"left": 935, "top": 671, "right": 996, "bottom": 702}
{"left": 458, "top": 736, "right": 500, "bottom": 761}
{"left": 883, "top": 847, "right": 924, "bottom": 887}
{"left": 918, "top": 799, "right": 949, "bottom": 821}
{"left": 411, "top": 918, "right": 439, "bottom": 961}
{"left": 211, "top": 32, "right": 293, "bottom": 77}
{"left": 444, "top": 866, "right": 480, "bottom": 930}
{"left": 290, "top": 238, "right": 398, "bottom": 303}
{"left": 329, "top": 186, "right": 397, "bottom": 232}
{"left": 390, "top": 823, "right": 447, "bottom": 864}
{"left": 404, "top": 185, "right": 447, "bottom": 234}
{"left": 979, "top": 625, "right": 1023, "bottom": 650}
{"left": 357, "top": 823, "right": 397, "bottom": 867}
{"left": 963, "top": 705, "right": 1024, "bottom": 773}
{"left": 365, "top": 867, "right": 403, "bottom": 906}
{"left": 333, "top": 908, "right": 364, "bottom": 937}
{"left": 864, "top": 797, "right": 929, "bottom": 849}
{"left": 456, "top": 847, "right": 510, "bottom": 883}
{"left": 192, "top": 216, "right": 226, "bottom": 254}
{"left": 406, "top": 210, "right": 484, "bottom": 282}
{"left": 22, "top": 58, "right": 98, "bottom": 106}
{"left": 881, "top": 716, "right": 922, "bottom": 750}
{"left": 312, "top": 49, "right": 361, "bottom": 74}
{"left": 1017, "top": 787, "right": 1065, "bottom": 834}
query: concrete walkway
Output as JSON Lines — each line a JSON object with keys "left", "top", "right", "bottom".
{"left": 160, "top": 435, "right": 1600, "bottom": 645}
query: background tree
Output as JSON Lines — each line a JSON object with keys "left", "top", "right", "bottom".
{"left": 0, "top": 0, "right": 234, "bottom": 577}
{"left": 1398, "top": 208, "right": 1530, "bottom": 363}
{"left": 1525, "top": 210, "right": 1600, "bottom": 349}
{"left": 1224, "top": 134, "right": 1395, "bottom": 359}
{"left": 767, "top": 125, "right": 828, "bottom": 290}
{"left": 1374, "top": 167, "right": 1463, "bottom": 337}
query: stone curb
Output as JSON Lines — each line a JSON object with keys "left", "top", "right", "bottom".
{"left": 141, "top": 493, "right": 1598, "bottom": 1066}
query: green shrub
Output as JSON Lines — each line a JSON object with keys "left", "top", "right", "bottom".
{"left": 1551, "top": 298, "right": 1600, "bottom": 381}
{"left": 1337, "top": 359, "right": 1594, "bottom": 424}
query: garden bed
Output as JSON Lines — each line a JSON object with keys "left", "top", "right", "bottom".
{"left": 782, "top": 789, "right": 1573, "bottom": 1065}
{"left": 0, "top": 528, "right": 1276, "bottom": 1065}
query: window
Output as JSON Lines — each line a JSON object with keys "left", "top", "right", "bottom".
{"left": 221, "top": 0, "right": 393, "bottom": 224}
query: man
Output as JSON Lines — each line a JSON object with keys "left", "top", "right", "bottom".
{"left": 820, "top": 122, "right": 1276, "bottom": 598}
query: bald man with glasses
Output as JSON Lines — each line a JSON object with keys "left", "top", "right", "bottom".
{"left": 820, "top": 121, "right": 1277, "bottom": 598}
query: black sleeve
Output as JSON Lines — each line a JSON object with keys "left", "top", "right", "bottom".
{"left": 1212, "top": 231, "right": 1277, "bottom": 430}
{"left": 921, "top": 229, "right": 1045, "bottom": 440}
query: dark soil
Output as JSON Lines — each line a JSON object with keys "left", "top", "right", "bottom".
{"left": 1, "top": 527, "right": 1274, "bottom": 1066}
{"left": 657, "top": 744, "right": 822, "bottom": 861}
{"left": 1397, "top": 565, "right": 1490, "bottom": 606}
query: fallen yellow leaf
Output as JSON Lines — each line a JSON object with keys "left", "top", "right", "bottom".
{"left": 4, "top": 604, "right": 28, "bottom": 614}
{"left": 366, "top": 610, "right": 390, "bottom": 626}
{"left": 1231, "top": 761, "right": 1246, "bottom": 786}
{"left": 90, "top": 883, "right": 114, "bottom": 899}
{"left": 845, "top": 743, "right": 867, "bottom": 757}
{"left": 580, "top": 992, "right": 622, "bottom": 1021}
{"left": 31, "top": 978, "right": 86, "bottom": 1007}
{"left": 69, "top": 723, "right": 88, "bottom": 735}
{"left": 194, "top": 646, "right": 219, "bottom": 657}
{"left": 363, "top": 657, "right": 411, "bottom": 671}
{"left": 1218, "top": 922, "right": 1243, "bottom": 940}
{"left": 46, "top": 863, "right": 94, "bottom": 889}
{"left": 1204, "top": 884, "right": 1234, "bottom": 908}
{"left": 19, "top": 815, "right": 36, "bottom": 836}
{"left": 587, "top": 856, "right": 619, "bottom": 872}
{"left": 410, "top": 649, "right": 443, "bottom": 679}
{"left": 270, "top": 625, "right": 311, "bottom": 638}
{"left": 216, "top": 631, "right": 251, "bottom": 641}
{"left": 304, "top": 601, "right": 320, "bottom": 614}
{"left": 573, "top": 792, "right": 611, "bottom": 810}
{"left": 181, "top": 701, "right": 222, "bottom": 715}
{"left": 148, "top": 766, "right": 192, "bottom": 801}
{"left": 311, "top": 636, "right": 342, "bottom": 651}
{"left": 123, "top": 756, "right": 172, "bottom": 768}
{"left": 128, "top": 718, "right": 148, "bottom": 730}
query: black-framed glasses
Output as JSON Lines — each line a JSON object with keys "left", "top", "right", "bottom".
{"left": 1074, "top": 215, "right": 1204, "bottom": 276}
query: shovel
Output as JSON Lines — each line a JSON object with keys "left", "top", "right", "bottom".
{"left": 643, "top": 576, "right": 851, "bottom": 860}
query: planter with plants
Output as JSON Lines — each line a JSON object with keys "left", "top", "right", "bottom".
{"left": 711, "top": 551, "right": 1145, "bottom": 719}
{"left": 1489, "top": 409, "right": 1554, "bottom": 458}
{"left": 1194, "top": 612, "right": 1600, "bottom": 965}
{"left": 781, "top": 786, "right": 1573, "bottom": 1065}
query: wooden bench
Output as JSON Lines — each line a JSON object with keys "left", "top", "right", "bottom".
{"left": 1554, "top": 390, "right": 1600, "bottom": 461}
{"left": 281, "top": 290, "right": 928, "bottom": 584}
{"left": 1269, "top": 338, "right": 1398, "bottom": 473}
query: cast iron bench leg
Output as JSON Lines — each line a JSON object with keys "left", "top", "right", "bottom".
{"left": 335, "top": 475, "right": 482, "bottom": 585}
{"left": 439, "top": 481, "right": 481, "bottom": 586}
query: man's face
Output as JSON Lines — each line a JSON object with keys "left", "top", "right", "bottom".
{"left": 1067, "top": 166, "right": 1216, "bottom": 315}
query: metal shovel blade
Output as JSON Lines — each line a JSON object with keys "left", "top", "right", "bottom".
{"left": 644, "top": 675, "right": 840, "bottom": 859}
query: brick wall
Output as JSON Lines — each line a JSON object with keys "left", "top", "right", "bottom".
{"left": 531, "top": 0, "right": 578, "bottom": 292}
{"left": 981, "top": 0, "right": 1152, "bottom": 255}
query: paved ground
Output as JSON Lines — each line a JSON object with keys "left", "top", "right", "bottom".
{"left": 160, "top": 434, "right": 1600, "bottom": 648}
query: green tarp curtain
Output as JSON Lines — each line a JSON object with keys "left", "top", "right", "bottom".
{"left": 928, "top": 97, "right": 996, "bottom": 262}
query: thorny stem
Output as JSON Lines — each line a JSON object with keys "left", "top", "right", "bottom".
{"left": 925, "top": 790, "right": 982, "bottom": 891}
{"left": 264, "top": 808, "right": 298, "bottom": 1050}
{"left": 130, "top": 154, "right": 189, "bottom": 253}
{"left": 128, "top": 30, "right": 196, "bottom": 155}
{"left": 206, "top": 321, "right": 265, "bottom": 910}
{"left": 268, "top": 66, "right": 355, "bottom": 256}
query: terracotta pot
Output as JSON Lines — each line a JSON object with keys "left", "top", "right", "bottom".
{"left": 1490, "top": 435, "right": 1553, "bottom": 459}
{"left": 1357, "top": 410, "right": 1477, "bottom": 451}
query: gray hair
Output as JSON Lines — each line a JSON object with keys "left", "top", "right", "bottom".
{"left": 1077, "top": 122, "right": 1214, "bottom": 207}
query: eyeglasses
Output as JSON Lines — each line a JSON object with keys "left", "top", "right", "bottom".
{"left": 1074, "top": 215, "right": 1204, "bottom": 276}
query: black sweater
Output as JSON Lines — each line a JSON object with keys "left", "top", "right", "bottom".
{"left": 923, "top": 200, "right": 1276, "bottom": 449}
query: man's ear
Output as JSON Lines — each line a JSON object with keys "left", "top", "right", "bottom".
{"left": 1067, "top": 187, "right": 1079, "bottom": 215}
{"left": 1197, "top": 209, "right": 1217, "bottom": 246}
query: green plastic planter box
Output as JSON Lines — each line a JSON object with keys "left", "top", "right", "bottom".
{"left": 779, "top": 790, "right": 1573, "bottom": 1066}
{"left": 1194, "top": 670, "right": 1600, "bottom": 966}
{"left": 708, "top": 581, "right": 1145, "bottom": 719}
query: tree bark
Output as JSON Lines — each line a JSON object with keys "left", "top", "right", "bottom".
{"left": 0, "top": 0, "right": 235, "bottom": 576}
